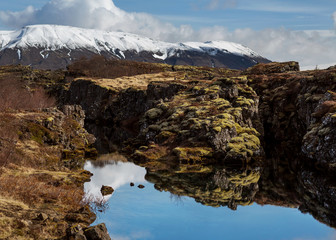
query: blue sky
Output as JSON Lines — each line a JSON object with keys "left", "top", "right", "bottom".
{"left": 1, "top": 0, "right": 335, "bottom": 31}
{"left": 116, "top": 0, "right": 335, "bottom": 31}
{"left": 0, "top": 0, "right": 335, "bottom": 68}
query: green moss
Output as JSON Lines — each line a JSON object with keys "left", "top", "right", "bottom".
{"left": 216, "top": 78, "right": 235, "bottom": 86}
{"left": 173, "top": 147, "right": 213, "bottom": 161}
{"left": 85, "top": 148, "right": 98, "bottom": 158}
{"left": 168, "top": 108, "right": 185, "bottom": 121}
{"left": 226, "top": 131, "right": 260, "bottom": 160}
{"left": 189, "top": 118, "right": 211, "bottom": 131}
{"left": 175, "top": 164, "right": 212, "bottom": 173}
{"left": 208, "top": 85, "right": 221, "bottom": 91}
{"left": 235, "top": 96, "right": 254, "bottom": 107}
{"left": 156, "top": 131, "right": 176, "bottom": 143}
{"left": 237, "top": 84, "right": 256, "bottom": 98}
{"left": 158, "top": 131, "right": 175, "bottom": 138}
{"left": 192, "top": 86, "right": 202, "bottom": 92}
{"left": 211, "top": 98, "right": 230, "bottom": 107}
{"left": 134, "top": 146, "right": 167, "bottom": 161}
{"left": 216, "top": 113, "right": 234, "bottom": 120}
{"left": 225, "top": 107, "right": 242, "bottom": 120}
{"left": 160, "top": 124, "right": 180, "bottom": 133}
{"left": 27, "top": 122, "right": 53, "bottom": 145}
{"left": 318, "top": 127, "right": 330, "bottom": 136}
{"left": 145, "top": 108, "right": 163, "bottom": 120}
{"left": 148, "top": 124, "right": 161, "bottom": 131}
{"left": 213, "top": 126, "right": 222, "bottom": 132}
{"left": 230, "top": 136, "right": 244, "bottom": 143}
{"left": 212, "top": 117, "right": 236, "bottom": 130}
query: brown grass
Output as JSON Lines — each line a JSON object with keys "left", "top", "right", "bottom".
{"left": 67, "top": 55, "right": 168, "bottom": 79}
{"left": 0, "top": 66, "right": 95, "bottom": 239}
{"left": 83, "top": 71, "right": 179, "bottom": 91}
{"left": 0, "top": 173, "right": 83, "bottom": 210}
{"left": 0, "top": 79, "right": 55, "bottom": 111}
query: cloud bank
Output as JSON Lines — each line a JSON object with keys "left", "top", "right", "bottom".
{"left": 0, "top": 0, "right": 335, "bottom": 69}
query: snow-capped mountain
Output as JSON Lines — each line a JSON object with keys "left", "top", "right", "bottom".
{"left": 0, "top": 25, "right": 270, "bottom": 69}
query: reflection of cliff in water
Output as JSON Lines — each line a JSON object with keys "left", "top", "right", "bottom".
{"left": 145, "top": 163, "right": 260, "bottom": 209}
{"left": 134, "top": 155, "right": 336, "bottom": 229}
{"left": 255, "top": 156, "right": 336, "bottom": 229}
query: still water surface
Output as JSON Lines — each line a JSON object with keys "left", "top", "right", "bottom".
{"left": 84, "top": 160, "right": 336, "bottom": 240}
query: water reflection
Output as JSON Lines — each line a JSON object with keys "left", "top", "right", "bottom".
{"left": 146, "top": 165, "right": 261, "bottom": 209}
{"left": 85, "top": 155, "right": 336, "bottom": 240}
{"left": 84, "top": 155, "right": 146, "bottom": 199}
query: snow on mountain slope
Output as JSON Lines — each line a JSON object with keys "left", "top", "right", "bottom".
{"left": 0, "top": 25, "right": 261, "bottom": 60}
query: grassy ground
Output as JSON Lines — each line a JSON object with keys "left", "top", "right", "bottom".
{"left": 0, "top": 66, "right": 96, "bottom": 239}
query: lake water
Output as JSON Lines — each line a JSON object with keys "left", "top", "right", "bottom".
{"left": 84, "top": 159, "right": 336, "bottom": 240}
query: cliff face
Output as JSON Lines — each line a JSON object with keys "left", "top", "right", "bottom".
{"left": 246, "top": 63, "right": 336, "bottom": 227}
{"left": 60, "top": 61, "right": 336, "bottom": 228}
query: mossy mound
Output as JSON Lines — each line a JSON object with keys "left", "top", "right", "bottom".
{"left": 134, "top": 74, "right": 263, "bottom": 165}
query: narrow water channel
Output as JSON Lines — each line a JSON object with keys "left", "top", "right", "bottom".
{"left": 84, "top": 157, "right": 336, "bottom": 240}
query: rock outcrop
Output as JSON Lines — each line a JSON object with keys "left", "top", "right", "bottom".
{"left": 66, "top": 223, "right": 111, "bottom": 240}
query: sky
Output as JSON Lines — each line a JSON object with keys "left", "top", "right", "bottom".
{"left": 0, "top": 0, "right": 335, "bottom": 69}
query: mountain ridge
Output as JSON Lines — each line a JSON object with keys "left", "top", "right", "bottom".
{"left": 0, "top": 24, "right": 270, "bottom": 69}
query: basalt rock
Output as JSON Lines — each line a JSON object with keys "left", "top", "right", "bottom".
{"left": 100, "top": 185, "right": 114, "bottom": 196}
{"left": 84, "top": 223, "right": 111, "bottom": 240}
{"left": 66, "top": 223, "right": 111, "bottom": 240}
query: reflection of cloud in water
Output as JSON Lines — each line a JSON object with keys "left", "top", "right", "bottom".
{"left": 84, "top": 160, "right": 147, "bottom": 198}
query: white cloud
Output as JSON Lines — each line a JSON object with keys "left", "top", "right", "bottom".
{"left": 84, "top": 159, "right": 146, "bottom": 199}
{"left": 0, "top": 6, "right": 35, "bottom": 28}
{"left": 0, "top": 0, "right": 335, "bottom": 69}
{"left": 206, "top": 27, "right": 336, "bottom": 69}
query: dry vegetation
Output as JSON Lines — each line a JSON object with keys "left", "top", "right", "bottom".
{"left": 66, "top": 55, "right": 237, "bottom": 80}
{"left": 0, "top": 66, "right": 95, "bottom": 239}
{"left": 67, "top": 55, "right": 168, "bottom": 79}
{"left": 81, "top": 71, "right": 186, "bottom": 91}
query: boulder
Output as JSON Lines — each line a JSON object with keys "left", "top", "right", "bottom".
{"left": 100, "top": 185, "right": 114, "bottom": 196}
{"left": 84, "top": 223, "right": 111, "bottom": 240}
{"left": 66, "top": 224, "right": 87, "bottom": 240}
